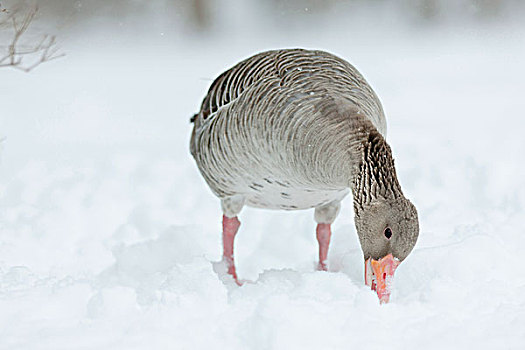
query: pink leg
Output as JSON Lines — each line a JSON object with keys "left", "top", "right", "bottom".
{"left": 222, "top": 215, "right": 241, "bottom": 285}
{"left": 316, "top": 223, "right": 332, "bottom": 271}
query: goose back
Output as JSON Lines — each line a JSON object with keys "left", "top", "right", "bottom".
{"left": 191, "top": 49, "right": 387, "bottom": 209}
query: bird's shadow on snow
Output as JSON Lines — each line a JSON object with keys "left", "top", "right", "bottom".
{"left": 89, "top": 221, "right": 500, "bottom": 313}
{"left": 88, "top": 222, "right": 375, "bottom": 313}
{"left": 89, "top": 225, "right": 222, "bottom": 313}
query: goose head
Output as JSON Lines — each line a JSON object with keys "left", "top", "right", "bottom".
{"left": 354, "top": 196, "right": 419, "bottom": 303}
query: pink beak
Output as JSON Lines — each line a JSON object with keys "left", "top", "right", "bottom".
{"left": 365, "top": 253, "right": 401, "bottom": 304}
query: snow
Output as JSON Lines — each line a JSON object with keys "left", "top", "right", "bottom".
{"left": 1, "top": 8, "right": 525, "bottom": 350}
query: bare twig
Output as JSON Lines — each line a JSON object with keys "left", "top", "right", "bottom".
{"left": 0, "top": 4, "right": 64, "bottom": 72}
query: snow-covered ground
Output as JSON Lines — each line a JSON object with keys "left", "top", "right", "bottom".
{"left": 1, "top": 8, "right": 525, "bottom": 349}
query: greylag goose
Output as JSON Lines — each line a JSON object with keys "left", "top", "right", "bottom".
{"left": 190, "top": 49, "right": 419, "bottom": 303}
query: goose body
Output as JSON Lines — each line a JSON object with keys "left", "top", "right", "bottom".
{"left": 190, "top": 49, "right": 419, "bottom": 303}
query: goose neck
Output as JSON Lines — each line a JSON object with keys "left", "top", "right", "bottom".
{"left": 351, "top": 130, "right": 403, "bottom": 213}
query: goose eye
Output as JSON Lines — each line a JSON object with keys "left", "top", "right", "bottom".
{"left": 384, "top": 227, "right": 392, "bottom": 239}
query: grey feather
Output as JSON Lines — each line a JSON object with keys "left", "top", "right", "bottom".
{"left": 190, "top": 48, "right": 419, "bottom": 261}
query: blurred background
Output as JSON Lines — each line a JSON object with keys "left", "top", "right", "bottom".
{"left": 2, "top": 0, "right": 525, "bottom": 57}
{"left": 4, "top": 0, "right": 525, "bottom": 35}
